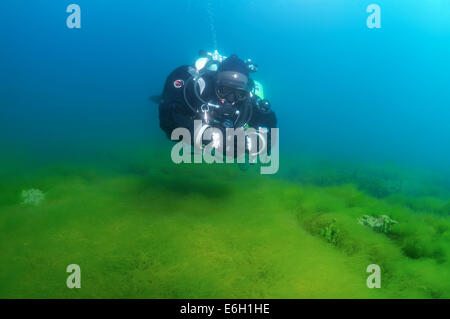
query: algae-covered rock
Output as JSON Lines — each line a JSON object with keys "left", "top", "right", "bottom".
{"left": 320, "top": 218, "right": 340, "bottom": 245}
{"left": 358, "top": 214, "right": 398, "bottom": 233}
{"left": 21, "top": 189, "right": 45, "bottom": 206}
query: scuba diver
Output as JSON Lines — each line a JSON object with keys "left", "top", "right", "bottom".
{"left": 155, "top": 50, "right": 277, "bottom": 160}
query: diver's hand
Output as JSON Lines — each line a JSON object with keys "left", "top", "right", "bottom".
{"left": 256, "top": 99, "right": 271, "bottom": 113}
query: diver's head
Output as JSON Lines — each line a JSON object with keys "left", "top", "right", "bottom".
{"left": 215, "top": 55, "right": 250, "bottom": 105}
{"left": 215, "top": 72, "right": 249, "bottom": 105}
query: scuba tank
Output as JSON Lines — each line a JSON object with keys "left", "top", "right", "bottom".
{"left": 195, "top": 50, "right": 226, "bottom": 72}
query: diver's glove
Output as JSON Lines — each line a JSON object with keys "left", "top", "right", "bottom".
{"left": 256, "top": 99, "right": 271, "bottom": 114}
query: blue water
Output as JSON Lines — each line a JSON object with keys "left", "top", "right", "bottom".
{"left": 1, "top": 0, "right": 449, "bottom": 175}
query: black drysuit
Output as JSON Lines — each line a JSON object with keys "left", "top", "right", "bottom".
{"left": 158, "top": 65, "right": 277, "bottom": 154}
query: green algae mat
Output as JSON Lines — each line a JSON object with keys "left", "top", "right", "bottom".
{"left": 0, "top": 150, "right": 449, "bottom": 299}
